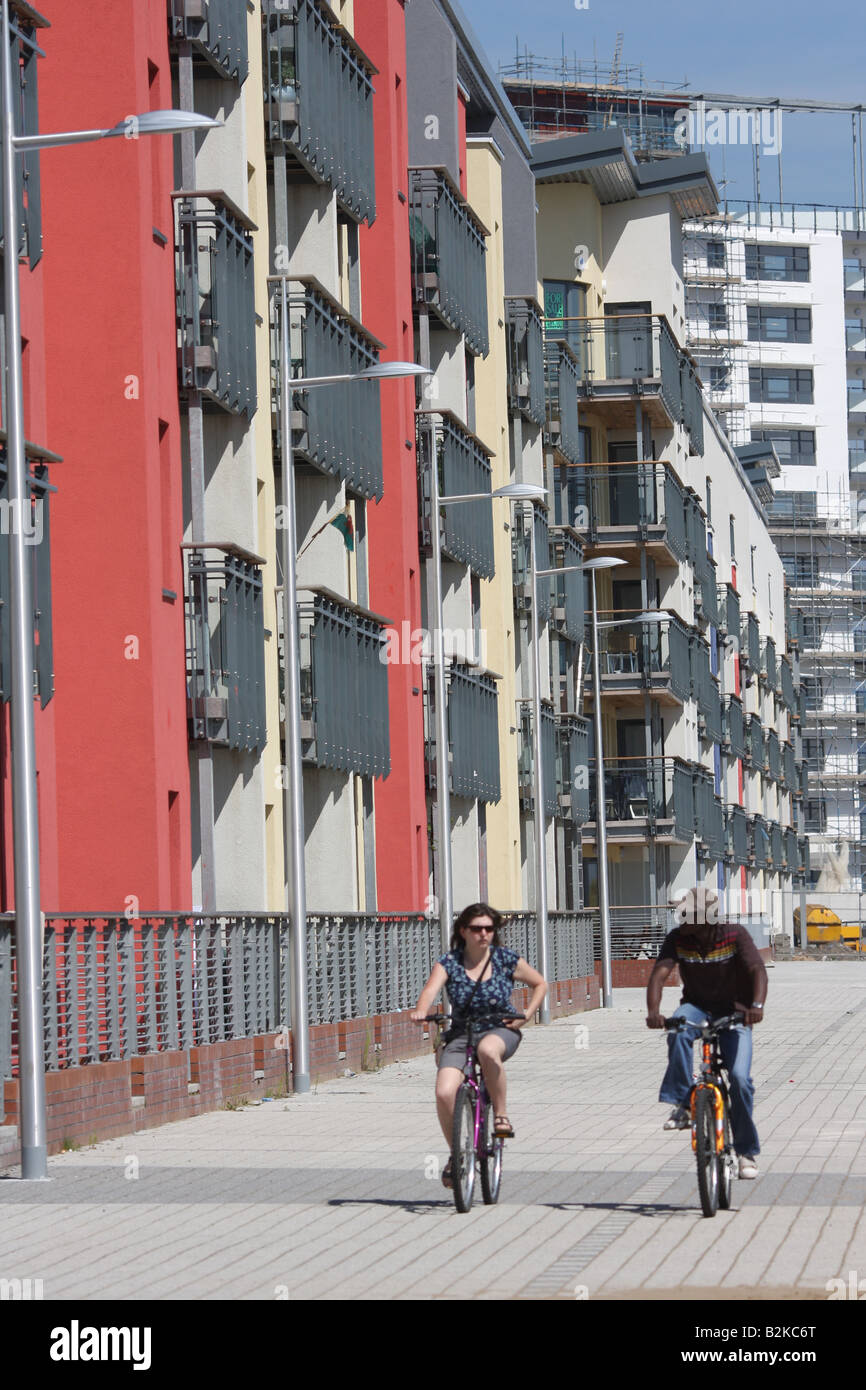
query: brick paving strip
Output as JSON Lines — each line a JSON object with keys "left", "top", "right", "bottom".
{"left": 1, "top": 962, "right": 864, "bottom": 1301}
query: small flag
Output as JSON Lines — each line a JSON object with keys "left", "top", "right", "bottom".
{"left": 330, "top": 510, "right": 354, "bottom": 552}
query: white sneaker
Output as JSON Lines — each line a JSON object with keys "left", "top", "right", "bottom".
{"left": 663, "top": 1106, "right": 690, "bottom": 1131}
{"left": 738, "top": 1155, "right": 759, "bottom": 1179}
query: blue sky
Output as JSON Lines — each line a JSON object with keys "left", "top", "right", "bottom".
{"left": 466, "top": 0, "right": 866, "bottom": 208}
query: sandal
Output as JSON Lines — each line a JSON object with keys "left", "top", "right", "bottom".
{"left": 493, "top": 1115, "right": 515, "bottom": 1138}
{"left": 441, "top": 1159, "right": 453, "bottom": 1188}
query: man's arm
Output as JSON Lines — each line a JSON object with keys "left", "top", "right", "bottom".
{"left": 735, "top": 929, "right": 768, "bottom": 1026}
{"left": 646, "top": 958, "right": 677, "bottom": 1028}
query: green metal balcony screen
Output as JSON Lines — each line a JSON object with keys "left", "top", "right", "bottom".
{"left": 679, "top": 356, "right": 705, "bottom": 455}
{"left": 724, "top": 584, "right": 740, "bottom": 639}
{"left": 170, "top": 0, "right": 249, "bottom": 82}
{"left": 543, "top": 340, "right": 581, "bottom": 466}
{"left": 751, "top": 817, "right": 770, "bottom": 869}
{"left": 263, "top": 0, "right": 376, "bottom": 224}
{"left": 783, "top": 741, "right": 796, "bottom": 791}
{"left": 512, "top": 505, "right": 551, "bottom": 622}
{"left": 285, "top": 281, "right": 383, "bottom": 500}
{"left": 723, "top": 696, "right": 745, "bottom": 758}
{"left": 447, "top": 664, "right": 500, "bottom": 803}
{"left": 518, "top": 704, "right": 557, "bottom": 817}
{"left": 300, "top": 592, "right": 389, "bottom": 778}
{"left": 176, "top": 194, "right": 256, "bottom": 417}
{"left": 552, "top": 529, "right": 584, "bottom": 643}
{"left": 0, "top": 8, "right": 42, "bottom": 266}
{"left": 746, "top": 715, "right": 764, "bottom": 771}
{"left": 769, "top": 821, "right": 784, "bottom": 872}
{"left": 506, "top": 299, "right": 546, "bottom": 426}
{"left": 780, "top": 657, "right": 795, "bottom": 712}
{"left": 409, "top": 168, "right": 489, "bottom": 356}
{"left": 691, "top": 637, "right": 722, "bottom": 742}
{"left": 784, "top": 827, "right": 798, "bottom": 872}
{"left": 417, "top": 411, "right": 495, "bottom": 579}
{"left": 727, "top": 804, "right": 749, "bottom": 865}
{"left": 0, "top": 453, "right": 54, "bottom": 708}
{"left": 557, "top": 715, "right": 589, "bottom": 822}
{"left": 686, "top": 495, "right": 720, "bottom": 627}
{"left": 742, "top": 612, "right": 761, "bottom": 671}
{"left": 694, "top": 772, "right": 725, "bottom": 859}
{"left": 763, "top": 636, "right": 778, "bottom": 691}
{"left": 584, "top": 464, "right": 688, "bottom": 563}
{"left": 766, "top": 728, "right": 781, "bottom": 782}
{"left": 185, "top": 547, "right": 266, "bottom": 753}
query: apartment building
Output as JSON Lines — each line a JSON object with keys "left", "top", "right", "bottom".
{"left": 530, "top": 132, "right": 804, "bottom": 938}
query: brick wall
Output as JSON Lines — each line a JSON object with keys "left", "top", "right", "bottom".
{"left": 0, "top": 974, "right": 599, "bottom": 1170}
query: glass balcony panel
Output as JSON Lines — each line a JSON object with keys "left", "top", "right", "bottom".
{"left": 417, "top": 411, "right": 494, "bottom": 579}
{"left": 506, "top": 298, "right": 545, "bottom": 426}
{"left": 409, "top": 168, "right": 488, "bottom": 354}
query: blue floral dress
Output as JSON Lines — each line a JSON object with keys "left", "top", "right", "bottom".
{"left": 438, "top": 946, "right": 520, "bottom": 1034}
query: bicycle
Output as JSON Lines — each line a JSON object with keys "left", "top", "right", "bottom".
{"left": 423, "top": 1010, "right": 524, "bottom": 1213}
{"left": 663, "top": 1012, "right": 744, "bottom": 1218}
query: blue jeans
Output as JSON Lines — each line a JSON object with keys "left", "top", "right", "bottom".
{"left": 659, "top": 1003, "right": 760, "bottom": 1157}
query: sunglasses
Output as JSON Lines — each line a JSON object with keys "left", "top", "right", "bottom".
{"left": 465, "top": 923, "right": 494, "bottom": 933}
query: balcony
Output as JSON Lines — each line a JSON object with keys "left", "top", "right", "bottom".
{"left": 750, "top": 816, "right": 770, "bottom": 869}
{"left": 584, "top": 757, "right": 695, "bottom": 844}
{"left": 766, "top": 728, "right": 781, "bottom": 782}
{"left": 175, "top": 191, "right": 256, "bottom": 417}
{"left": 722, "top": 583, "right": 740, "bottom": 640}
{"left": 784, "top": 826, "right": 798, "bottom": 872}
{"left": 517, "top": 704, "right": 557, "bottom": 816}
{"left": 726, "top": 805, "right": 749, "bottom": 866}
{"left": 0, "top": 6, "right": 44, "bottom": 267}
{"left": 763, "top": 636, "right": 778, "bottom": 692}
{"left": 557, "top": 715, "right": 590, "bottom": 823}
{"left": 512, "top": 505, "right": 552, "bottom": 622}
{"left": 780, "top": 656, "right": 795, "bottom": 713}
{"left": 680, "top": 356, "right": 705, "bottom": 455}
{"left": 691, "top": 636, "right": 722, "bottom": 743}
{"left": 278, "top": 278, "right": 383, "bottom": 499}
{"left": 543, "top": 339, "right": 582, "bottom": 466}
{"left": 417, "top": 411, "right": 495, "bottom": 579}
{"left": 409, "top": 167, "right": 488, "bottom": 356}
{"left": 741, "top": 611, "right": 761, "bottom": 672}
{"left": 170, "top": 0, "right": 248, "bottom": 81}
{"left": 560, "top": 315, "right": 699, "bottom": 442}
{"left": 582, "top": 462, "right": 689, "bottom": 565}
{"left": 506, "top": 298, "right": 545, "bottom": 427}
{"left": 185, "top": 544, "right": 266, "bottom": 752}
{"left": 745, "top": 714, "right": 765, "bottom": 773}
{"left": 298, "top": 589, "right": 389, "bottom": 777}
{"left": 694, "top": 770, "right": 725, "bottom": 861}
{"left": 0, "top": 440, "right": 57, "bottom": 708}
{"left": 722, "top": 695, "right": 745, "bottom": 759}
{"left": 848, "top": 382, "right": 866, "bottom": 413}
{"left": 769, "top": 821, "right": 784, "bottom": 873}
{"left": 263, "top": 0, "right": 375, "bottom": 224}
{"left": 798, "top": 837, "right": 810, "bottom": 877}
{"left": 594, "top": 612, "right": 692, "bottom": 708}
{"left": 687, "top": 495, "right": 720, "bottom": 628}
{"left": 550, "top": 529, "right": 584, "bottom": 644}
{"left": 783, "top": 740, "right": 796, "bottom": 791}
{"left": 431, "top": 663, "right": 500, "bottom": 803}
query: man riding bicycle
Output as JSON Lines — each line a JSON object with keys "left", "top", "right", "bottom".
{"left": 646, "top": 889, "right": 768, "bottom": 1179}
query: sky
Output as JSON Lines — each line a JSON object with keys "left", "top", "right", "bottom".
{"left": 465, "top": 0, "right": 866, "bottom": 208}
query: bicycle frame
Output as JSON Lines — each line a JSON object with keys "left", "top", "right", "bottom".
{"left": 687, "top": 1026, "right": 733, "bottom": 1155}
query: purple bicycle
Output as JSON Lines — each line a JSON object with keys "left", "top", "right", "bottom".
{"left": 425, "top": 1009, "right": 525, "bottom": 1213}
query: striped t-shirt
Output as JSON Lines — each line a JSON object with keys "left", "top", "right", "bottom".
{"left": 657, "top": 922, "right": 766, "bottom": 1013}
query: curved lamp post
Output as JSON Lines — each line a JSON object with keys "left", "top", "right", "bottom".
{"left": 2, "top": 0, "right": 220, "bottom": 1180}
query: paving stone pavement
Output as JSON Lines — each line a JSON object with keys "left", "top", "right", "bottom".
{"left": 2, "top": 962, "right": 865, "bottom": 1301}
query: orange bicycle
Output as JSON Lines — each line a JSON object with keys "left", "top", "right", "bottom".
{"left": 664, "top": 1012, "right": 743, "bottom": 1217}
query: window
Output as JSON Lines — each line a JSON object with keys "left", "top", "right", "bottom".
{"left": 749, "top": 368, "right": 813, "bottom": 404}
{"left": 802, "top": 737, "right": 825, "bottom": 767}
{"left": 846, "top": 318, "right": 864, "bottom": 349}
{"left": 801, "top": 616, "right": 823, "bottom": 648}
{"left": 745, "top": 243, "right": 810, "bottom": 282}
{"left": 751, "top": 428, "right": 816, "bottom": 466}
{"left": 706, "top": 240, "right": 725, "bottom": 270}
{"left": 747, "top": 306, "right": 812, "bottom": 343}
{"left": 803, "top": 799, "right": 827, "bottom": 833}
{"left": 543, "top": 280, "right": 588, "bottom": 358}
{"left": 706, "top": 302, "right": 727, "bottom": 330}
{"left": 709, "top": 364, "right": 730, "bottom": 392}
{"left": 801, "top": 675, "right": 825, "bottom": 710}
{"left": 844, "top": 258, "right": 865, "bottom": 289}
{"left": 705, "top": 478, "right": 712, "bottom": 524}
{"left": 729, "top": 515, "right": 736, "bottom": 559}
{"left": 781, "top": 554, "right": 819, "bottom": 588}
{"left": 749, "top": 545, "right": 756, "bottom": 589}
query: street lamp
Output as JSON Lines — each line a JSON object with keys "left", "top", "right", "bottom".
{"left": 1, "top": 0, "right": 219, "bottom": 1181}
{"left": 429, "top": 477, "right": 545, "bottom": 959}
{"left": 273, "top": 274, "right": 430, "bottom": 1094}
{"left": 584, "top": 555, "right": 668, "bottom": 1007}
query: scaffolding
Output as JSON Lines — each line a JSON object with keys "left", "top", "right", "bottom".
{"left": 682, "top": 219, "right": 750, "bottom": 446}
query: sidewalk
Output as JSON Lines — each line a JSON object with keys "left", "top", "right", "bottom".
{"left": 1, "top": 962, "right": 864, "bottom": 1300}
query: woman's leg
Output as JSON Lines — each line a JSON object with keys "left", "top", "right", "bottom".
{"left": 477, "top": 1034, "right": 508, "bottom": 1118}
{"left": 435, "top": 1066, "right": 465, "bottom": 1144}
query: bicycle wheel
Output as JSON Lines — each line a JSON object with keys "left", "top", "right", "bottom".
{"left": 451, "top": 1085, "right": 477, "bottom": 1213}
{"left": 479, "top": 1102, "right": 503, "bottom": 1205}
{"left": 718, "top": 1096, "right": 734, "bottom": 1210}
{"left": 695, "top": 1087, "right": 719, "bottom": 1218}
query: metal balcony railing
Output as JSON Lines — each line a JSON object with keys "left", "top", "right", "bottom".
{"left": 170, "top": 0, "right": 249, "bottom": 81}
{"left": 582, "top": 462, "right": 689, "bottom": 562}
{"left": 175, "top": 191, "right": 256, "bottom": 417}
{"left": 298, "top": 589, "right": 389, "bottom": 778}
{"left": 512, "top": 505, "right": 552, "bottom": 622}
{"left": 506, "top": 298, "right": 545, "bottom": 426}
{"left": 556, "top": 314, "right": 686, "bottom": 429}
{"left": 446, "top": 664, "right": 500, "bottom": 803}
{"left": 769, "top": 821, "right": 784, "bottom": 873}
{"left": 742, "top": 611, "right": 761, "bottom": 671}
{"left": 784, "top": 826, "right": 798, "bottom": 873}
{"left": 0, "top": 443, "right": 56, "bottom": 708}
{"left": 694, "top": 771, "right": 725, "bottom": 860}
{"left": 0, "top": 6, "right": 44, "bottom": 266}
{"left": 556, "top": 714, "right": 590, "bottom": 823}
{"left": 787, "top": 606, "right": 804, "bottom": 651}
{"left": 517, "top": 703, "right": 557, "bottom": 816}
{"left": 585, "top": 904, "right": 676, "bottom": 964}
{"left": 798, "top": 837, "right": 810, "bottom": 877}
{"left": 722, "top": 583, "right": 740, "bottom": 639}
{"left": 745, "top": 714, "right": 765, "bottom": 772}
{"left": 726, "top": 804, "right": 749, "bottom": 865}
{"left": 686, "top": 494, "right": 720, "bottom": 627}
{"left": 750, "top": 816, "right": 770, "bottom": 869}
{"left": 409, "top": 167, "right": 488, "bottom": 355}
{"left": 550, "top": 529, "right": 584, "bottom": 644}
{"left": 691, "top": 636, "right": 722, "bottom": 742}
{"left": 185, "top": 544, "right": 266, "bottom": 753}
{"left": 543, "top": 339, "right": 582, "bottom": 465}
{"left": 763, "top": 636, "right": 778, "bottom": 691}
{"left": 783, "top": 741, "right": 796, "bottom": 791}
{"left": 679, "top": 355, "right": 705, "bottom": 456}
{"left": 780, "top": 656, "right": 795, "bottom": 712}
{"left": 586, "top": 757, "right": 694, "bottom": 843}
{"left": 263, "top": 0, "right": 375, "bottom": 223}
{"left": 766, "top": 728, "right": 781, "bottom": 782}
{"left": 722, "top": 695, "right": 745, "bottom": 759}
{"left": 417, "top": 411, "right": 495, "bottom": 579}
{"left": 275, "top": 278, "right": 383, "bottom": 499}
{"left": 595, "top": 611, "right": 692, "bottom": 704}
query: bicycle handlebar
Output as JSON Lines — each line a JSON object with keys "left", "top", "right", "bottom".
{"left": 663, "top": 1012, "right": 745, "bottom": 1033}
{"left": 421, "top": 1010, "right": 526, "bottom": 1025}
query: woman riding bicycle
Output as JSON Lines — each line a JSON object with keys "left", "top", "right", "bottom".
{"left": 411, "top": 902, "right": 547, "bottom": 1187}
